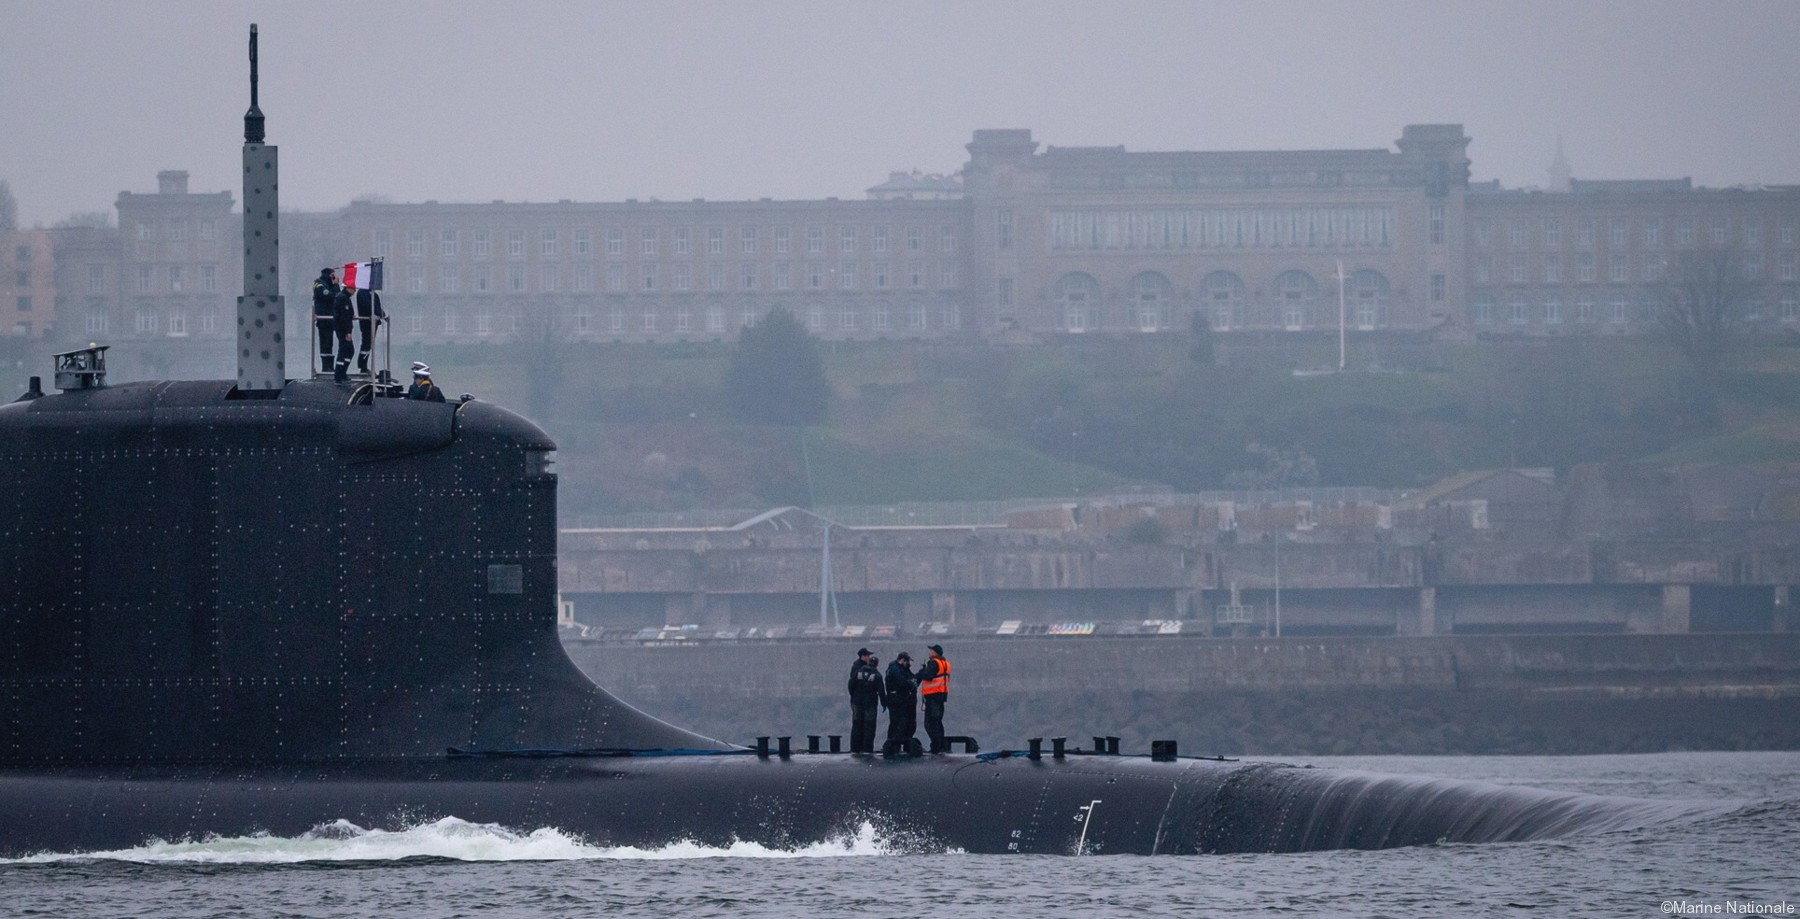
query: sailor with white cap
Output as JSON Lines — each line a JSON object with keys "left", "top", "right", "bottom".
{"left": 406, "top": 361, "right": 446, "bottom": 403}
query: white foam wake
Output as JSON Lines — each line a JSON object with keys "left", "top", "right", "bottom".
{"left": 5, "top": 816, "right": 897, "bottom": 864}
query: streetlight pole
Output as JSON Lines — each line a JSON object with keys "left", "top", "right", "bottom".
{"left": 1273, "top": 534, "right": 1282, "bottom": 638}
{"left": 1335, "top": 259, "right": 1347, "bottom": 372}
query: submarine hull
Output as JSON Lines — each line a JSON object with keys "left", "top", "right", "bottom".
{"left": 0, "top": 752, "right": 1663, "bottom": 858}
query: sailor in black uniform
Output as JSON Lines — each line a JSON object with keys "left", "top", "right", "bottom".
{"left": 407, "top": 362, "right": 446, "bottom": 402}
{"left": 847, "top": 648, "right": 885, "bottom": 754}
{"left": 311, "top": 267, "right": 341, "bottom": 374}
{"left": 354, "top": 287, "right": 386, "bottom": 375}
{"left": 883, "top": 651, "right": 919, "bottom": 755}
{"left": 331, "top": 282, "right": 355, "bottom": 382}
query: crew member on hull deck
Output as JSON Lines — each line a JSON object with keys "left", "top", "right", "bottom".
{"left": 311, "top": 267, "right": 341, "bottom": 374}
{"left": 884, "top": 651, "right": 920, "bottom": 755}
{"left": 847, "top": 648, "right": 885, "bottom": 755}
{"left": 918, "top": 644, "right": 950, "bottom": 754}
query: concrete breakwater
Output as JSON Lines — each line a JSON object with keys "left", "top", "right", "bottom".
{"left": 561, "top": 633, "right": 1800, "bottom": 755}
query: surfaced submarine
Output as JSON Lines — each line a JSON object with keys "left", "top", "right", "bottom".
{"left": 0, "top": 28, "right": 1669, "bottom": 858}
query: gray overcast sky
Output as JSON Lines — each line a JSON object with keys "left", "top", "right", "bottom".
{"left": 3, "top": 0, "right": 1798, "bottom": 228}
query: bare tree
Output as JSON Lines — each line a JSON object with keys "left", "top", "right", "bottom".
{"left": 1659, "top": 248, "right": 1753, "bottom": 383}
{"left": 514, "top": 300, "right": 568, "bottom": 422}
{"left": 0, "top": 181, "right": 16, "bottom": 232}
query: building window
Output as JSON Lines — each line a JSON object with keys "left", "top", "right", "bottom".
{"left": 641, "top": 228, "right": 658, "bottom": 256}
{"left": 167, "top": 310, "right": 186, "bottom": 336}
{"left": 874, "top": 226, "right": 889, "bottom": 254}
{"left": 1427, "top": 204, "right": 1444, "bottom": 245}
{"left": 673, "top": 227, "right": 690, "bottom": 256}
{"left": 707, "top": 227, "right": 724, "bottom": 256}
{"left": 941, "top": 303, "right": 960, "bottom": 330}
{"left": 86, "top": 310, "right": 107, "bottom": 333}
{"left": 542, "top": 228, "right": 559, "bottom": 257}
{"left": 575, "top": 228, "right": 591, "bottom": 255}
{"left": 673, "top": 263, "right": 692, "bottom": 291}
{"left": 1544, "top": 253, "right": 1561, "bottom": 283}
{"left": 407, "top": 230, "right": 425, "bottom": 258}
{"left": 610, "top": 309, "right": 624, "bottom": 333}
{"left": 541, "top": 264, "right": 560, "bottom": 292}
{"left": 839, "top": 306, "right": 857, "bottom": 330}
{"left": 907, "top": 226, "right": 923, "bottom": 252}
{"left": 908, "top": 303, "right": 926, "bottom": 330}
{"left": 1544, "top": 295, "right": 1562, "bottom": 324}
{"left": 641, "top": 263, "right": 657, "bottom": 291}
{"left": 137, "top": 265, "right": 154, "bottom": 293}
{"left": 874, "top": 262, "right": 890, "bottom": 289}
{"left": 508, "top": 264, "right": 526, "bottom": 292}
{"left": 443, "top": 311, "right": 459, "bottom": 333}
{"left": 1643, "top": 219, "right": 1661, "bottom": 248}
{"left": 440, "top": 265, "right": 460, "bottom": 293}
{"left": 1509, "top": 296, "right": 1528, "bottom": 325}
{"left": 575, "top": 265, "right": 594, "bottom": 292}
{"left": 410, "top": 265, "right": 426, "bottom": 293}
{"left": 1510, "top": 253, "right": 1529, "bottom": 283}
{"left": 167, "top": 220, "right": 186, "bottom": 242}
{"left": 475, "top": 313, "right": 491, "bottom": 335}
{"left": 1609, "top": 218, "right": 1628, "bottom": 248}
{"left": 1473, "top": 295, "right": 1492, "bottom": 324}
{"left": 373, "top": 229, "right": 392, "bottom": 257}
{"left": 806, "top": 262, "right": 823, "bottom": 289}
{"left": 774, "top": 263, "right": 792, "bottom": 291}
{"left": 1577, "top": 297, "right": 1595, "bottom": 324}
{"left": 939, "top": 264, "right": 958, "bottom": 289}
{"left": 736, "top": 226, "right": 755, "bottom": 256}
{"left": 198, "top": 220, "right": 215, "bottom": 242}
{"left": 475, "top": 265, "right": 491, "bottom": 293}
{"left": 1781, "top": 293, "right": 1798, "bottom": 322}
{"left": 1744, "top": 253, "right": 1762, "bottom": 280}
{"left": 1610, "top": 297, "right": 1628, "bottom": 323}
{"left": 908, "top": 262, "right": 924, "bottom": 288}
{"left": 87, "top": 265, "right": 105, "bottom": 293}
{"left": 806, "top": 227, "right": 823, "bottom": 254}
{"left": 1472, "top": 219, "right": 1493, "bottom": 249}
{"left": 1578, "top": 253, "right": 1596, "bottom": 283}
{"left": 1610, "top": 256, "right": 1630, "bottom": 283}
{"left": 1781, "top": 217, "right": 1795, "bottom": 245}
{"left": 1578, "top": 221, "right": 1596, "bottom": 249}
{"left": 873, "top": 303, "right": 890, "bottom": 331}
{"left": 1543, "top": 219, "right": 1562, "bottom": 247}
{"left": 839, "top": 262, "right": 857, "bottom": 289}
{"left": 168, "top": 266, "right": 184, "bottom": 292}
{"left": 607, "top": 228, "right": 625, "bottom": 256}
{"left": 839, "top": 226, "right": 856, "bottom": 254}
{"left": 806, "top": 304, "right": 824, "bottom": 331}
{"left": 642, "top": 308, "right": 658, "bottom": 332}
{"left": 136, "top": 310, "right": 157, "bottom": 333}
{"left": 1643, "top": 253, "right": 1664, "bottom": 283}
{"left": 741, "top": 304, "right": 757, "bottom": 327}
{"left": 606, "top": 264, "right": 625, "bottom": 292}
{"left": 16, "top": 296, "right": 30, "bottom": 312}
{"left": 706, "top": 307, "right": 725, "bottom": 333}
{"left": 1745, "top": 219, "right": 1762, "bottom": 247}
{"left": 1677, "top": 219, "right": 1696, "bottom": 247}
{"left": 1507, "top": 220, "right": 1526, "bottom": 249}
{"left": 1711, "top": 219, "right": 1729, "bottom": 246}
{"left": 740, "top": 263, "right": 757, "bottom": 291}
{"left": 939, "top": 227, "right": 956, "bottom": 254}
{"left": 442, "top": 230, "right": 458, "bottom": 258}
{"left": 675, "top": 307, "right": 692, "bottom": 332}
{"left": 1474, "top": 256, "right": 1492, "bottom": 284}
{"left": 702, "top": 263, "right": 723, "bottom": 291}
{"left": 475, "top": 229, "right": 492, "bottom": 258}
{"left": 1430, "top": 274, "right": 1445, "bottom": 301}
{"left": 1780, "top": 252, "right": 1797, "bottom": 282}
{"left": 998, "top": 210, "right": 1014, "bottom": 249}
{"left": 775, "top": 227, "right": 791, "bottom": 254}
{"left": 508, "top": 229, "right": 525, "bottom": 258}
{"left": 137, "top": 221, "right": 154, "bottom": 242}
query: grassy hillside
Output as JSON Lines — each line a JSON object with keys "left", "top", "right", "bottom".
{"left": 394, "top": 335, "right": 1800, "bottom": 517}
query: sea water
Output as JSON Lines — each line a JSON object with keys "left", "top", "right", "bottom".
{"left": 2, "top": 752, "right": 1794, "bottom": 918}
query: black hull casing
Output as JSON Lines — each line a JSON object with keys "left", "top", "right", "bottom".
{"left": 0, "top": 379, "right": 717, "bottom": 764}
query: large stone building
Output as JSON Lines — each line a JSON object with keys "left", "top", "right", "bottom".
{"left": 32, "top": 128, "right": 1800, "bottom": 363}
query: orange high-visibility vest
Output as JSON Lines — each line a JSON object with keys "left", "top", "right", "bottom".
{"left": 920, "top": 657, "right": 950, "bottom": 695}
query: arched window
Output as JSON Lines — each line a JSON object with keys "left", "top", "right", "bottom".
{"left": 1275, "top": 270, "right": 1317, "bottom": 329}
{"left": 1351, "top": 269, "right": 1389, "bottom": 329}
{"left": 1054, "top": 272, "right": 1101, "bottom": 333}
{"left": 1130, "top": 271, "right": 1172, "bottom": 332}
{"left": 1200, "top": 271, "right": 1245, "bottom": 330}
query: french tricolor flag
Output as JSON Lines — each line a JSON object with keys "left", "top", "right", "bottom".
{"left": 341, "top": 260, "right": 383, "bottom": 290}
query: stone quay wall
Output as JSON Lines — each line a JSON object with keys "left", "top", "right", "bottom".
{"left": 561, "top": 633, "right": 1800, "bottom": 756}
